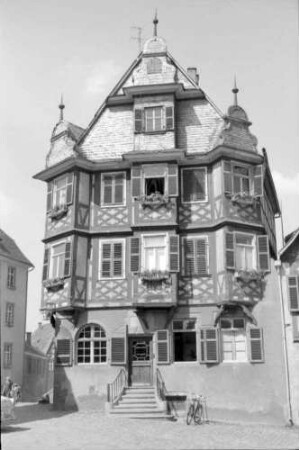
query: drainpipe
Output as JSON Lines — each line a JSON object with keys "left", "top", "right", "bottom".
{"left": 274, "top": 259, "right": 293, "bottom": 426}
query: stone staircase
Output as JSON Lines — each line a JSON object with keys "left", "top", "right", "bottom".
{"left": 109, "top": 385, "right": 172, "bottom": 420}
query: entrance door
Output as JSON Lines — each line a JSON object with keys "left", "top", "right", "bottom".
{"left": 128, "top": 336, "right": 153, "bottom": 386}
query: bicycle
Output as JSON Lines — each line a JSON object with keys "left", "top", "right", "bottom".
{"left": 186, "top": 394, "right": 206, "bottom": 425}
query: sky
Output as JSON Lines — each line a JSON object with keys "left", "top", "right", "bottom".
{"left": 1, "top": 0, "right": 298, "bottom": 331}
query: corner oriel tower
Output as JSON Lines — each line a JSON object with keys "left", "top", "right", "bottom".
{"left": 34, "top": 17, "right": 288, "bottom": 424}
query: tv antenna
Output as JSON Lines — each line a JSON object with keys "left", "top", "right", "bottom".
{"left": 131, "top": 26, "right": 143, "bottom": 53}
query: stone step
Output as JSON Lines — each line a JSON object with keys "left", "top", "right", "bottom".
{"left": 110, "top": 407, "right": 165, "bottom": 414}
{"left": 110, "top": 412, "right": 172, "bottom": 420}
{"left": 120, "top": 398, "right": 157, "bottom": 404}
{"left": 114, "top": 404, "right": 160, "bottom": 410}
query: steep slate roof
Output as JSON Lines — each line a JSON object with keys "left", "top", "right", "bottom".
{"left": 0, "top": 229, "right": 33, "bottom": 267}
{"left": 31, "top": 323, "right": 55, "bottom": 355}
{"left": 279, "top": 228, "right": 299, "bottom": 257}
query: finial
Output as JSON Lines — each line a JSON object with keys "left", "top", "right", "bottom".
{"left": 153, "top": 10, "right": 158, "bottom": 37}
{"left": 59, "top": 94, "right": 65, "bottom": 121}
{"left": 232, "top": 76, "right": 239, "bottom": 106}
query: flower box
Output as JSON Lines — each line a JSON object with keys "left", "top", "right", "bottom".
{"left": 231, "top": 193, "right": 258, "bottom": 206}
{"left": 234, "top": 270, "right": 265, "bottom": 282}
{"left": 139, "top": 270, "right": 170, "bottom": 282}
{"left": 49, "top": 204, "right": 68, "bottom": 220}
{"left": 138, "top": 194, "right": 171, "bottom": 208}
{"left": 43, "top": 277, "right": 65, "bottom": 292}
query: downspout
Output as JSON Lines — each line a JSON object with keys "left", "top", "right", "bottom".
{"left": 274, "top": 259, "right": 294, "bottom": 426}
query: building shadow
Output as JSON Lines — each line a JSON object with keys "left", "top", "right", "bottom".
{"left": 9, "top": 402, "right": 76, "bottom": 427}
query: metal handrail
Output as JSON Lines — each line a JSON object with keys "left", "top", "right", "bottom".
{"left": 107, "top": 368, "right": 128, "bottom": 404}
{"left": 155, "top": 368, "right": 168, "bottom": 401}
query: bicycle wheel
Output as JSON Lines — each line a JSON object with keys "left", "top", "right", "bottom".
{"left": 186, "top": 404, "right": 194, "bottom": 425}
{"left": 194, "top": 403, "right": 203, "bottom": 424}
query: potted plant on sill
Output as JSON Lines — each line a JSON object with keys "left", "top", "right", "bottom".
{"left": 139, "top": 193, "right": 171, "bottom": 208}
{"left": 49, "top": 204, "right": 69, "bottom": 220}
{"left": 231, "top": 192, "right": 259, "bottom": 206}
{"left": 43, "top": 277, "right": 65, "bottom": 292}
{"left": 234, "top": 269, "right": 265, "bottom": 282}
{"left": 139, "top": 270, "right": 170, "bottom": 282}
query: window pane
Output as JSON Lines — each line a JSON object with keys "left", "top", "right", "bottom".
{"left": 183, "top": 169, "right": 206, "bottom": 202}
{"left": 174, "top": 332, "right": 196, "bottom": 361}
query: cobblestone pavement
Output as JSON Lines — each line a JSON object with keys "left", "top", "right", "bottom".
{"left": 1, "top": 403, "right": 299, "bottom": 450}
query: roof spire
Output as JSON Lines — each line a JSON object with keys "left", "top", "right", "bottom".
{"left": 59, "top": 94, "right": 65, "bottom": 121}
{"left": 153, "top": 10, "right": 158, "bottom": 37}
{"left": 232, "top": 76, "right": 239, "bottom": 106}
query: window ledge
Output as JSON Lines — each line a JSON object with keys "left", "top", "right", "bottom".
{"left": 100, "top": 204, "right": 126, "bottom": 208}
{"left": 134, "top": 130, "right": 173, "bottom": 135}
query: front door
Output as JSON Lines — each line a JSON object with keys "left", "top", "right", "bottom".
{"left": 128, "top": 336, "right": 153, "bottom": 386}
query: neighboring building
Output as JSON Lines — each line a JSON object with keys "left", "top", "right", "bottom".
{"left": 276, "top": 228, "right": 299, "bottom": 425}
{"left": 23, "top": 331, "right": 49, "bottom": 401}
{"left": 0, "top": 229, "right": 33, "bottom": 388}
{"left": 34, "top": 20, "right": 289, "bottom": 423}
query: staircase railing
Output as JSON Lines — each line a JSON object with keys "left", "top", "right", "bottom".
{"left": 155, "top": 368, "right": 168, "bottom": 401}
{"left": 107, "top": 368, "right": 128, "bottom": 404}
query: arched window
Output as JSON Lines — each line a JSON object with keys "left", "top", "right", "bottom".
{"left": 76, "top": 324, "right": 107, "bottom": 364}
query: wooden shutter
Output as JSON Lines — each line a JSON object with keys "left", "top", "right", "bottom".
{"left": 43, "top": 248, "right": 49, "bottom": 281}
{"left": 197, "top": 238, "right": 208, "bottom": 275}
{"left": 225, "top": 232, "right": 235, "bottom": 269}
{"left": 47, "top": 182, "right": 53, "bottom": 212}
{"left": 113, "top": 242, "right": 123, "bottom": 277}
{"left": 184, "top": 238, "right": 195, "bottom": 276}
{"left": 165, "top": 106, "right": 174, "bottom": 130}
{"left": 168, "top": 164, "right": 178, "bottom": 196}
{"left": 257, "top": 235, "right": 270, "bottom": 272}
{"left": 223, "top": 161, "right": 232, "bottom": 195}
{"left": 131, "top": 166, "right": 142, "bottom": 198}
{"left": 200, "top": 328, "right": 219, "bottom": 363}
{"left": 169, "top": 235, "right": 180, "bottom": 272}
{"left": 288, "top": 276, "right": 299, "bottom": 311}
{"left": 130, "top": 237, "right": 140, "bottom": 273}
{"left": 248, "top": 328, "right": 264, "bottom": 363}
{"left": 292, "top": 315, "right": 299, "bottom": 342}
{"left": 156, "top": 330, "right": 170, "bottom": 364}
{"left": 134, "top": 109, "right": 144, "bottom": 132}
{"left": 253, "top": 165, "right": 263, "bottom": 197}
{"left": 64, "top": 242, "right": 72, "bottom": 277}
{"left": 66, "top": 173, "right": 74, "bottom": 205}
{"left": 111, "top": 336, "right": 126, "bottom": 365}
{"left": 56, "top": 339, "right": 72, "bottom": 366}
{"left": 101, "top": 243, "right": 112, "bottom": 278}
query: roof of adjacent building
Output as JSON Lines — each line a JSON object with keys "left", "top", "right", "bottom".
{"left": 31, "top": 323, "right": 55, "bottom": 355}
{"left": 279, "top": 227, "right": 299, "bottom": 257}
{"left": 24, "top": 341, "right": 48, "bottom": 358}
{"left": 0, "top": 229, "right": 33, "bottom": 267}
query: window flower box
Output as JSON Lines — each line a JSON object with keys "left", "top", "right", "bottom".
{"left": 138, "top": 194, "right": 171, "bottom": 208}
{"left": 43, "top": 277, "right": 65, "bottom": 292}
{"left": 49, "top": 204, "right": 68, "bottom": 220}
{"left": 231, "top": 192, "right": 259, "bottom": 206}
{"left": 234, "top": 269, "right": 265, "bottom": 282}
{"left": 139, "top": 270, "right": 170, "bottom": 283}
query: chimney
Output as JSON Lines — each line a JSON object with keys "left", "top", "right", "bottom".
{"left": 187, "top": 67, "right": 199, "bottom": 85}
{"left": 26, "top": 332, "right": 32, "bottom": 346}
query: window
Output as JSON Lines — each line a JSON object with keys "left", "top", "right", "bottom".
{"left": 220, "top": 318, "right": 247, "bottom": 362}
{"left": 7, "top": 266, "right": 16, "bottom": 289}
{"left": 147, "top": 57, "right": 162, "bottom": 74}
{"left": 145, "top": 106, "right": 163, "bottom": 132}
{"left": 235, "top": 233, "right": 254, "bottom": 270}
{"left": 223, "top": 162, "right": 263, "bottom": 198}
{"left": 145, "top": 177, "right": 165, "bottom": 196}
{"left": 233, "top": 165, "right": 250, "bottom": 194}
{"left": 47, "top": 173, "right": 73, "bottom": 211}
{"left": 99, "top": 240, "right": 125, "bottom": 279}
{"left": 51, "top": 243, "right": 66, "bottom": 278}
{"left": 173, "top": 319, "right": 197, "bottom": 362}
{"left": 43, "top": 241, "right": 72, "bottom": 281}
{"left": 134, "top": 106, "right": 174, "bottom": 133}
{"left": 143, "top": 235, "right": 167, "bottom": 271}
{"left": 101, "top": 172, "right": 125, "bottom": 206}
{"left": 292, "top": 315, "right": 299, "bottom": 342}
{"left": 183, "top": 236, "right": 209, "bottom": 276}
{"left": 3, "top": 343, "right": 13, "bottom": 368}
{"left": 5, "top": 303, "right": 14, "bottom": 327}
{"left": 182, "top": 168, "right": 207, "bottom": 202}
{"left": 225, "top": 232, "right": 270, "bottom": 273}
{"left": 77, "top": 324, "right": 107, "bottom": 364}
{"left": 287, "top": 276, "right": 299, "bottom": 312}
{"left": 56, "top": 339, "right": 72, "bottom": 366}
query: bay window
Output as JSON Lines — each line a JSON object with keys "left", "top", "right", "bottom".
{"left": 182, "top": 168, "right": 207, "bottom": 203}
{"left": 101, "top": 172, "right": 125, "bottom": 206}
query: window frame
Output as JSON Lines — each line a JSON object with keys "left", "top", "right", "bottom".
{"left": 172, "top": 319, "right": 197, "bottom": 363}
{"left": 76, "top": 324, "right": 108, "bottom": 365}
{"left": 5, "top": 303, "right": 14, "bottom": 327}
{"left": 100, "top": 171, "right": 126, "bottom": 207}
{"left": 235, "top": 232, "right": 255, "bottom": 271}
{"left": 49, "top": 240, "right": 67, "bottom": 279}
{"left": 99, "top": 239, "right": 126, "bottom": 280}
{"left": 232, "top": 163, "right": 252, "bottom": 195}
{"left": 181, "top": 167, "right": 208, "bottom": 204}
{"left": 7, "top": 266, "right": 16, "bottom": 289}
{"left": 220, "top": 317, "right": 248, "bottom": 363}
{"left": 141, "top": 233, "right": 168, "bottom": 272}
{"left": 3, "top": 343, "right": 13, "bottom": 368}
{"left": 144, "top": 106, "right": 163, "bottom": 132}
{"left": 182, "top": 235, "right": 209, "bottom": 276}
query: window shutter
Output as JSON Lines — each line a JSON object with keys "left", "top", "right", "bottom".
{"left": 111, "top": 336, "right": 126, "bottom": 365}
{"left": 165, "top": 106, "right": 174, "bottom": 130}
{"left": 169, "top": 235, "right": 180, "bottom": 272}
{"left": 223, "top": 161, "right": 232, "bottom": 195}
{"left": 225, "top": 232, "right": 235, "bottom": 269}
{"left": 156, "top": 330, "right": 170, "bottom": 364}
{"left": 64, "top": 242, "right": 72, "bottom": 277}
{"left": 197, "top": 239, "right": 208, "bottom": 275}
{"left": 113, "top": 243, "right": 123, "bottom": 277}
{"left": 130, "top": 237, "right": 140, "bottom": 273}
{"left": 168, "top": 164, "right": 178, "bottom": 196}
{"left": 288, "top": 276, "right": 299, "bottom": 311}
{"left": 253, "top": 165, "right": 263, "bottom": 197}
{"left": 43, "top": 248, "right": 49, "bottom": 281}
{"left": 101, "top": 243, "right": 112, "bottom": 278}
{"left": 292, "top": 315, "right": 299, "bottom": 342}
{"left": 56, "top": 339, "right": 72, "bottom": 366}
{"left": 184, "top": 238, "right": 195, "bottom": 276}
{"left": 248, "top": 328, "right": 264, "bottom": 363}
{"left": 200, "top": 328, "right": 219, "bottom": 363}
{"left": 134, "top": 109, "right": 144, "bottom": 133}
{"left": 257, "top": 235, "right": 270, "bottom": 272}
{"left": 66, "top": 173, "right": 74, "bottom": 205}
{"left": 47, "top": 182, "right": 53, "bottom": 212}
{"left": 131, "top": 166, "right": 142, "bottom": 198}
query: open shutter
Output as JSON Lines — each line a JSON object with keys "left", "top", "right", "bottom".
{"left": 248, "top": 328, "right": 264, "bottom": 363}
{"left": 156, "top": 330, "right": 170, "bottom": 364}
{"left": 253, "top": 165, "right": 263, "bottom": 197}
{"left": 225, "top": 232, "right": 235, "bottom": 269}
{"left": 168, "top": 164, "right": 178, "bottom": 196}
{"left": 134, "top": 109, "right": 144, "bottom": 133}
{"left": 223, "top": 161, "right": 232, "bottom": 196}
{"left": 64, "top": 242, "right": 72, "bottom": 277}
{"left": 42, "top": 248, "right": 49, "bottom": 281}
{"left": 165, "top": 106, "right": 174, "bottom": 130}
{"left": 47, "top": 182, "right": 53, "bottom": 212}
{"left": 66, "top": 173, "right": 74, "bottom": 205}
{"left": 101, "top": 243, "right": 112, "bottom": 278}
{"left": 257, "top": 235, "right": 270, "bottom": 272}
{"left": 130, "top": 237, "right": 140, "bottom": 273}
{"left": 56, "top": 339, "right": 72, "bottom": 366}
{"left": 169, "top": 235, "right": 180, "bottom": 272}
{"left": 111, "top": 336, "right": 126, "bottom": 365}
{"left": 184, "top": 238, "right": 195, "bottom": 276}
{"left": 288, "top": 276, "right": 299, "bottom": 311}
{"left": 292, "top": 315, "right": 299, "bottom": 342}
{"left": 200, "top": 328, "right": 219, "bottom": 363}
{"left": 131, "top": 166, "right": 142, "bottom": 198}
{"left": 197, "top": 238, "right": 208, "bottom": 275}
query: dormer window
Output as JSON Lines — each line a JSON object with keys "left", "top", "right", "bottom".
{"left": 134, "top": 106, "right": 174, "bottom": 133}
